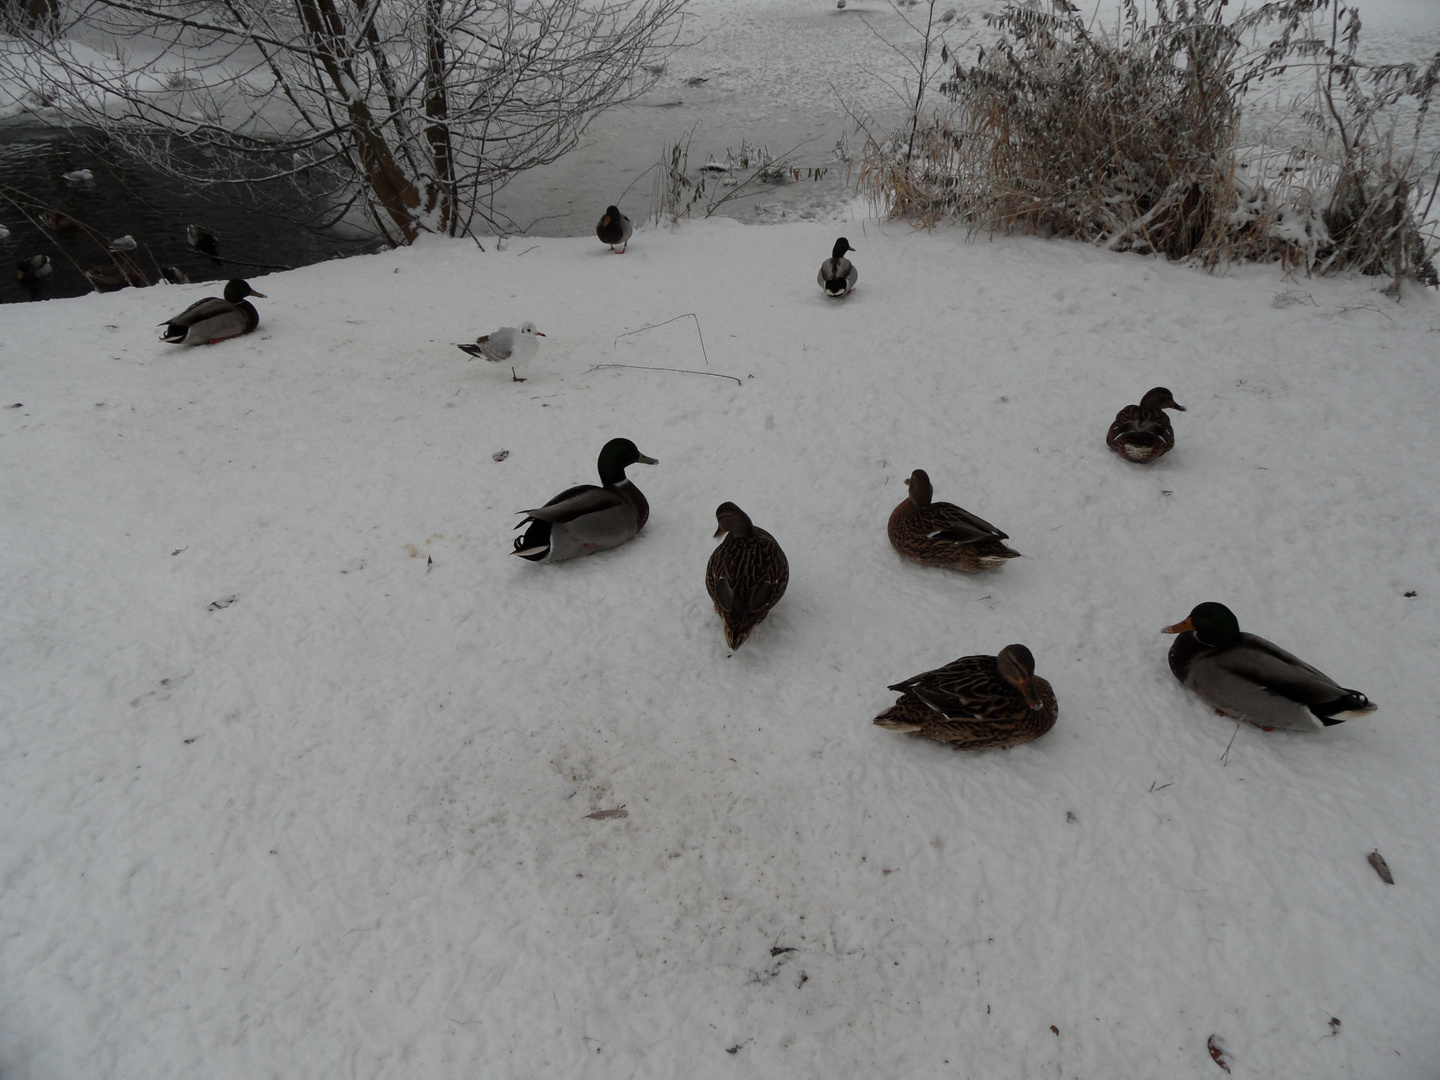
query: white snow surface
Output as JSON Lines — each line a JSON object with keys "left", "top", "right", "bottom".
{"left": 2, "top": 217, "right": 1439, "bottom": 1079}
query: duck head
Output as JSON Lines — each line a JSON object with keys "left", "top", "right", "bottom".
{"left": 712, "top": 501, "right": 755, "bottom": 539}
{"left": 904, "top": 469, "right": 934, "bottom": 507}
{"left": 831, "top": 236, "right": 856, "bottom": 260}
{"left": 223, "top": 279, "right": 266, "bottom": 303}
{"left": 1162, "top": 602, "right": 1240, "bottom": 648}
{"left": 996, "top": 643, "right": 1045, "bottom": 710}
{"left": 596, "top": 438, "right": 658, "bottom": 484}
{"left": 1139, "top": 387, "right": 1186, "bottom": 412}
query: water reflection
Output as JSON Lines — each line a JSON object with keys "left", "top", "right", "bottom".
{"left": 0, "top": 123, "right": 384, "bottom": 304}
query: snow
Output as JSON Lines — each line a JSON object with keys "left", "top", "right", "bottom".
{"left": 2, "top": 212, "right": 1439, "bottom": 1078}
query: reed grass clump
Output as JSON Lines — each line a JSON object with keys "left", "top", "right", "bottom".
{"left": 859, "top": 0, "right": 1438, "bottom": 288}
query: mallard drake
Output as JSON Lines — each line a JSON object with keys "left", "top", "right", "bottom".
{"left": 159, "top": 279, "right": 266, "bottom": 344}
{"left": 888, "top": 469, "right": 1021, "bottom": 570}
{"left": 187, "top": 224, "right": 219, "bottom": 258}
{"left": 457, "top": 321, "right": 544, "bottom": 382}
{"left": 513, "top": 438, "right": 659, "bottom": 562}
{"left": 597, "top": 205, "right": 633, "bottom": 253}
{"left": 818, "top": 237, "right": 857, "bottom": 297}
{"left": 875, "top": 644, "right": 1058, "bottom": 749}
{"left": 1107, "top": 387, "right": 1186, "bottom": 463}
{"left": 706, "top": 502, "right": 789, "bottom": 649}
{"left": 16, "top": 255, "right": 53, "bottom": 283}
{"left": 1162, "top": 602, "right": 1377, "bottom": 731}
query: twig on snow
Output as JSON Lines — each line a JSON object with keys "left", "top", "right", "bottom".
{"left": 588, "top": 363, "right": 740, "bottom": 387}
{"left": 614, "top": 312, "right": 709, "bottom": 365}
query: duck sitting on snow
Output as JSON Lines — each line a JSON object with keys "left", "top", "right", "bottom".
{"left": 513, "top": 438, "right": 659, "bottom": 563}
{"left": 159, "top": 279, "right": 266, "bottom": 344}
{"left": 888, "top": 468, "right": 1021, "bottom": 571}
{"left": 596, "top": 205, "right": 633, "bottom": 253}
{"left": 818, "top": 237, "right": 857, "bottom": 296}
{"left": 1107, "top": 387, "right": 1186, "bottom": 463}
{"left": 706, "top": 502, "right": 789, "bottom": 649}
{"left": 875, "top": 644, "right": 1058, "bottom": 750}
{"left": 1162, "top": 602, "right": 1377, "bottom": 731}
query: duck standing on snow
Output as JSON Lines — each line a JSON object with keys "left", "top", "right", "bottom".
{"left": 706, "top": 502, "right": 789, "bottom": 650}
{"left": 1107, "top": 387, "right": 1186, "bottom": 463}
{"left": 818, "top": 236, "right": 858, "bottom": 296}
{"left": 597, "top": 205, "right": 633, "bottom": 253}
{"left": 1162, "top": 602, "right": 1377, "bottom": 731}
{"left": 159, "top": 279, "right": 266, "bottom": 344}
{"left": 888, "top": 468, "right": 1021, "bottom": 571}
{"left": 457, "top": 321, "right": 545, "bottom": 382}
{"left": 513, "top": 438, "right": 659, "bottom": 563}
{"left": 875, "top": 644, "right": 1058, "bottom": 750}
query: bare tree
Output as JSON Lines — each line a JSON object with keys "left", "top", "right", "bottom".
{"left": 0, "top": 0, "right": 687, "bottom": 243}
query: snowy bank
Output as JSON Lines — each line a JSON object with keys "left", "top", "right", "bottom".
{"left": 1, "top": 217, "right": 1438, "bottom": 1079}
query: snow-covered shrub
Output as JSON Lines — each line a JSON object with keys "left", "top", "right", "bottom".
{"left": 860, "top": 0, "right": 1438, "bottom": 288}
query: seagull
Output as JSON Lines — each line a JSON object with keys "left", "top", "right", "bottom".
{"left": 0, "top": 223, "right": 10, "bottom": 241}
{"left": 597, "top": 205, "right": 633, "bottom": 253}
{"left": 109, "top": 234, "right": 137, "bottom": 252}
{"left": 457, "top": 321, "right": 545, "bottom": 382}
{"left": 62, "top": 168, "right": 94, "bottom": 184}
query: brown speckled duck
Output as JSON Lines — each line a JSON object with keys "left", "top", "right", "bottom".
{"left": 874, "top": 644, "right": 1058, "bottom": 749}
{"left": 888, "top": 469, "right": 1020, "bottom": 570}
{"left": 1106, "top": 387, "right": 1186, "bottom": 463}
{"left": 706, "top": 502, "right": 789, "bottom": 649}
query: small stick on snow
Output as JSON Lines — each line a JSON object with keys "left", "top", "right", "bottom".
{"left": 588, "top": 363, "right": 741, "bottom": 386}
{"left": 613, "top": 312, "right": 710, "bottom": 366}
{"left": 1367, "top": 850, "right": 1395, "bottom": 884}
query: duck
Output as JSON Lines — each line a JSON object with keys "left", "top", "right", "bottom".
{"left": 706, "top": 502, "right": 789, "bottom": 649}
{"left": 161, "top": 265, "right": 190, "bottom": 285}
{"left": 186, "top": 224, "right": 219, "bottom": 258}
{"left": 875, "top": 644, "right": 1058, "bottom": 749}
{"left": 818, "top": 236, "right": 858, "bottom": 296}
{"left": 597, "top": 205, "right": 633, "bottom": 253}
{"left": 888, "top": 468, "right": 1021, "bottom": 570}
{"left": 1107, "top": 387, "right": 1186, "bottom": 463}
{"left": 40, "top": 211, "right": 77, "bottom": 232}
{"left": 159, "top": 279, "right": 266, "bottom": 344}
{"left": 513, "top": 438, "right": 659, "bottom": 562}
{"left": 457, "top": 321, "right": 544, "bottom": 382}
{"left": 1162, "top": 602, "right": 1377, "bottom": 731}
{"left": 16, "top": 254, "right": 52, "bottom": 282}
{"left": 85, "top": 262, "right": 149, "bottom": 292}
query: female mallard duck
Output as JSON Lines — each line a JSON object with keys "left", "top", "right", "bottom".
{"left": 888, "top": 469, "right": 1021, "bottom": 570}
{"left": 1162, "top": 602, "right": 1377, "bottom": 731}
{"left": 160, "top": 279, "right": 266, "bottom": 344}
{"left": 818, "top": 237, "right": 857, "bottom": 297}
{"left": 1107, "top": 387, "right": 1186, "bottom": 463}
{"left": 187, "top": 224, "right": 219, "bottom": 258}
{"left": 513, "top": 438, "right": 659, "bottom": 562}
{"left": 597, "top": 205, "right": 633, "bottom": 253}
{"left": 86, "top": 260, "right": 149, "bottom": 292}
{"left": 706, "top": 502, "right": 789, "bottom": 649}
{"left": 875, "top": 644, "right": 1058, "bottom": 749}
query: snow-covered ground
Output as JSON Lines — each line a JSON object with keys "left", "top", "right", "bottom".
{"left": 2, "top": 213, "right": 1438, "bottom": 1078}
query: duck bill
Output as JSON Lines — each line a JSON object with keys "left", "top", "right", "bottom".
{"left": 712, "top": 524, "right": 728, "bottom": 539}
{"left": 250, "top": 290, "right": 268, "bottom": 298}
{"left": 1161, "top": 617, "right": 1194, "bottom": 635}
{"left": 636, "top": 453, "right": 659, "bottom": 465}
{"left": 1015, "top": 674, "right": 1044, "bottom": 710}
{"left": 1171, "top": 403, "right": 1187, "bottom": 411}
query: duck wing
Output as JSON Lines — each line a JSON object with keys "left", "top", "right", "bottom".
{"left": 164, "top": 296, "right": 235, "bottom": 327}
{"left": 519, "top": 484, "right": 624, "bottom": 524}
{"left": 888, "top": 655, "right": 1011, "bottom": 720}
{"left": 1210, "top": 632, "right": 1350, "bottom": 705}
{"left": 1108, "top": 405, "right": 1173, "bottom": 444}
{"left": 921, "top": 501, "right": 1009, "bottom": 544}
